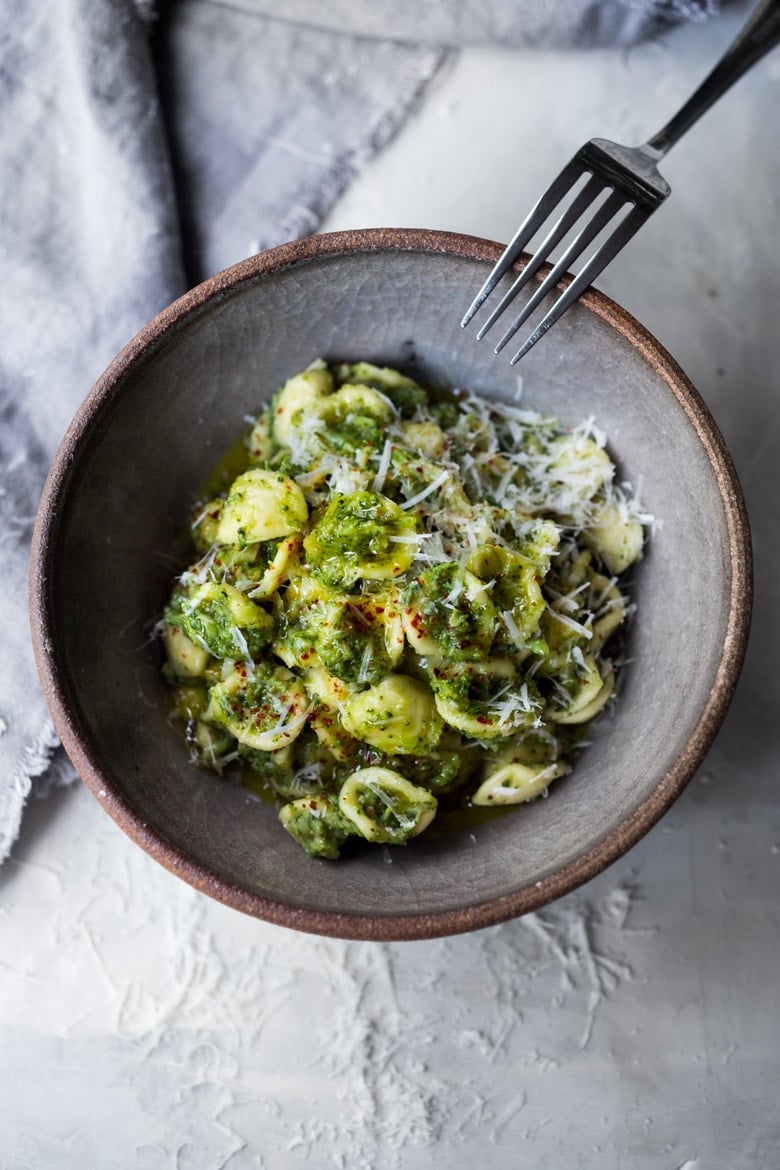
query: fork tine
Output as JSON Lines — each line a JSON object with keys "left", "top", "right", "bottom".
{"left": 475, "top": 174, "right": 606, "bottom": 341}
{"left": 508, "top": 204, "right": 650, "bottom": 364}
{"left": 460, "top": 159, "right": 584, "bottom": 329}
{"left": 494, "top": 188, "right": 627, "bottom": 354}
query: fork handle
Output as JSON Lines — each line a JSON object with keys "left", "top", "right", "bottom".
{"left": 646, "top": 0, "right": 780, "bottom": 157}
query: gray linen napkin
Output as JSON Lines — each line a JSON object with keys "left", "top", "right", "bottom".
{"left": 0, "top": 0, "right": 718, "bottom": 862}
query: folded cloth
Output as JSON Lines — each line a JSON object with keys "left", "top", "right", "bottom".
{"left": 0, "top": 0, "right": 718, "bottom": 863}
{"left": 211, "top": 0, "right": 719, "bottom": 49}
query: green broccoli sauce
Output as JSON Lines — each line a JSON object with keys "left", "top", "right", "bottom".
{"left": 168, "top": 582, "right": 273, "bottom": 660}
{"left": 404, "top": 563, "right": 496, "bottom": 661}
{"left": 161, "top": 359, "right": 643, "bottom": 859}
{"left": 304, "top": 491, "right": 418, "bottom": 589}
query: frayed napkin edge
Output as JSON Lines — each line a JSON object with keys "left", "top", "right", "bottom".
{"left": 0, "top": 719, "right": 71, "bottom": 865}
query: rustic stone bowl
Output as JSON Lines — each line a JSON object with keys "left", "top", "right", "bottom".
{"left": 30, "top": 229, "right": 751, "bottom": 941}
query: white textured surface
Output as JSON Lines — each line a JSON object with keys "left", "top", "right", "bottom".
{"left": 5, "top": 4, "right": 780, "bottom": 1165}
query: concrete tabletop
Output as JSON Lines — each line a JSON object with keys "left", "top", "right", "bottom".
{"left": 3, "top": 3, "right": 778, "bottom": 1166}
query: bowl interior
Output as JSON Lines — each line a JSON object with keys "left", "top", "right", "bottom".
{"left": 38, "top": 234, "right": 748, "bottom": 937}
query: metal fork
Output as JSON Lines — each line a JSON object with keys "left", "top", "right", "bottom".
{"left": 462, "top": 0, "right": 780, "bottom": 364}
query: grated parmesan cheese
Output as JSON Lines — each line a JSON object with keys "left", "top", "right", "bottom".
{"left": 501, "top": 609, "right": 522, "bottom": 642}
{"left": 399, "top": 469, "right": 451, "bottom": 510}
{"left": 230, "top": 625, "right": 255, "bottom": 670}
{"left": 550, "top": 610, "right": 593, "bottom": 640}
{"left": 372, "top": 439, "right": 393, "bottom": 494}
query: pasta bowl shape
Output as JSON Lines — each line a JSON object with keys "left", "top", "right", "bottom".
{"left": 30, "top": 228, "right": 751, "bottom": 940}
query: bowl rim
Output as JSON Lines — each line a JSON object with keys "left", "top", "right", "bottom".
{"left": 29, "top": 227, "right": 753, "bottom": 941}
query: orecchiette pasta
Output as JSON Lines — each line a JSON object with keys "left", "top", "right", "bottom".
{"left": 217, "top": 468, "right": 309, "bottom": 544}
{"left": 271, "top": 361, "right": 333, "bottom": 446}
{"left": 341, "top": 675, "right": 443, "bottom": 755}
{"left": 338, "top": 767, "right": 437, "bottom": 843}
{"left": 206, "top": 664, "right": 310, "bottom": 751}
{"left": 584, "top": 498, "right": 645, "bottom": 575}
{"left": 164, "top": 624, "right": 211, "bottom": 679}
{"left": 471, "top": 761, "right": 570, "bottom": 806}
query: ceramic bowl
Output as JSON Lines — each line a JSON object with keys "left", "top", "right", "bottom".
{"left": 30, "top": 228, "right": 751, "bottom": 940}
